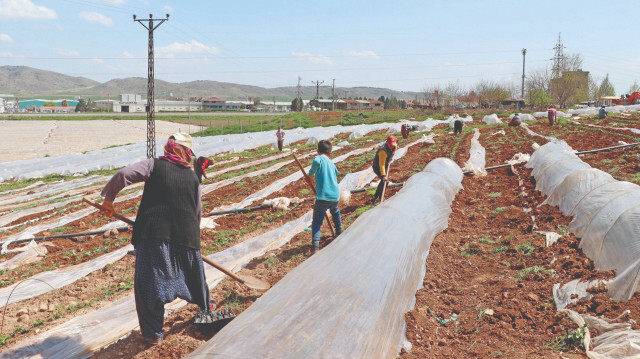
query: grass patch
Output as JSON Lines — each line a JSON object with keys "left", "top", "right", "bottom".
{"left": 630, "top": 173, "right": 640, "bottom": 184}
{"left": 491, "top": 207, "right": 507, "bottom": 214}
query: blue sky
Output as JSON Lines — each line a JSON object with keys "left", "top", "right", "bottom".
{"left": 0, "top": 0, "right": 639, "bottom": 94}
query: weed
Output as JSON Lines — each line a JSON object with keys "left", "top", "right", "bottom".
{"left": 478, "top": 235, "right": 496, "bottom": 244}
{"left": 461, "top": 243, "right": 478, "bottom": 256}
{"left": 299, "top": 188, "right": 311, "bottom": 196}
{"left": 491, "top": 350, "right": 503, "bottom": 357}
{"left": 515, "top": 266, "right": 553, "bottom": 281}
{"left": 516, "top": 242, "right": 535, "bottom": 255}
{"left": 486, "top": 192, "right": 502, "bottom": 198}
{"left": 556, "top": 225, "right": 568, "bottom": 235}
{"left": 0, "top": 333, "right": 9, "bottom": 346}
{"left": 630, "top": 173, "right": 640, "bottom": 184}
{"left": 265, "top": 255, "right": 277, "bottom": 268}
{"left": 545, "top": 324, "right": 588, "bottom": 351}
{"left": 492, "top": 245, "right": 508, "bottom": 253}
{"left": 601, "top": 159, "right": 613, "bottom": 165}
{"left": 491, "top": 207, "right": 507, "bottom": 214}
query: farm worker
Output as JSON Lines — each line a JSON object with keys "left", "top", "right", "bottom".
{"left": 599, "top": 106, "right": 607, "bottom": 119}
{"left": 99, "top": 133, "right": 210, "bottom": 345}
{"left": 276, "top": 126, "right": 285, "bottom": 151}
{"left": 401, "top": 123, "right": 417, "bottom": 139}
{"left": 194, "top": 156, "right": 213, "bottom": 183}
{"left": 547, "top": 107, "right": 557, "bottom": 126}
{"left": 509, "top": 113, "right": 522, "bottom": 127}
{"left": 308, "top": 139, "right": 343, "bottom": 253}
{"left": 371, "top": 135, "right": 398, "bottom": 203}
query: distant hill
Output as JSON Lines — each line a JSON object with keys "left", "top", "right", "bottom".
{"left": 0, "top": 65, "right": 420, "bottom": 101}
{"left": 0, "top": 66, "right": 99, "bottom": 95}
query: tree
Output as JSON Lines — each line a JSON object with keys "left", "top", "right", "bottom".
{"left": 444, "top": 81, "right": 462, "bottom": 108}
{"left": 75, "top": 98, "right": 87, "bottom": 112}
{"left": 564, "top": 53, "right": 584, "bottom": 72}
{"left": 291, "top": 97, "right": 303, "bottom": 112}
{"left": 75, "top": 98, "right": 94, "bottom": 112}
{"left": 421, "top": 85, "right": 440, "bottom": 107}
{"left": 473, "top": 80, "right": 511, "bottom": 108}
{"left": 530, "top": 90, "right": 553, "bottom": 107}
{"left": 628, "top": 81, "right": 640, "bottom": 94}
{"left": 526, "top": 68, "right": 551, "bottom": 106}
{"left": 598, "top": 74, "right": 615, "bottom": 97}
{"left": 61, "top": 100, "right": 68, "bottom": 107}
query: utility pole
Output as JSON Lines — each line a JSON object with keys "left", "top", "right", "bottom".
{"left": 296, "top": 76, "right": 302, "bottom": 112}
{"left": 332, "top": 79, "right": 335, "bottom": 111}
{"left": 521, "top": 48, "right": 527, "bottom": 100}
{"left": 134, "top": 13, "right": 169, "bottom": 159}
{"left": 551, "top": 33, "right": 565, "bottom": 79}
{"left": 311, "top": 80, "right": 324, "bottom": 100}
{"left": 187, "top": 92, "right": 191, "bottom": 121}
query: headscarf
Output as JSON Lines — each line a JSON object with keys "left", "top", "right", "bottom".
{"left": 160, "top": 139, "right": 193, "bottom": 168}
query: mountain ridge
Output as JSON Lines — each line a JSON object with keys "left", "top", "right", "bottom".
{"left": 0, "top": 65, "right": 420, "bottom": 101}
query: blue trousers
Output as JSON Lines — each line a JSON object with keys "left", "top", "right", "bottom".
{"left": 311, "top": 199, "right": 342, "bottom": 247}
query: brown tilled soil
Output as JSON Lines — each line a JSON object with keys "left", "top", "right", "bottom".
{"left": 1, "top": 114, "right": 639, "bottom": 358}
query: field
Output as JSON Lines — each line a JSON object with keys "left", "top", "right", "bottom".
{"left": 0, "top": 111, "right": 639, "bottom": 358}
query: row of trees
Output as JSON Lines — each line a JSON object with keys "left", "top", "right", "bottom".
{"left": 420, "top": 52, "right": 635, "bottom": 109}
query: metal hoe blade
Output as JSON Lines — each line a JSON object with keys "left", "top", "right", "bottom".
{"left": 194, "top": 307, "right": 236, "bottom": 324}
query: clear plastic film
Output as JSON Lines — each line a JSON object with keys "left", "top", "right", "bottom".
{"left": 462, "top": 128, "right": 487, "bottom": 176}
{"left": 531, "top": 142, "right": 640, "bottom": 301}
{"left": 185, "top": 158, "right": 463, "bottom": 359}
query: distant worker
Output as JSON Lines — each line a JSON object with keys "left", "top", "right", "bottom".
{"left": 547, "top": 106, "right": 557, "bottom": 126}
{"left": 308, "top": 140, "right": 343, "bottom": 253}
{"left": 453, "top": 117, "right": 463, "bottom": 135}
{"left": 599, "top": 105, "right": 607, "bottom": 119}
{"left": 99, "top": 133, "right": 211, "bottom": 346}
{"left": 276, "top": 126, "right": 285, "bottom": 152}
{"left": 194, "top": 156, "right": 213, "bottom": 183}
{"left": 509, "top": 113, "right": 522, "bottom": 127}
{"left": 401, "top": 123, "right": 418, "bottom": 139}
{"left": 371, "top": 135, "right": 398, "bottom": 203}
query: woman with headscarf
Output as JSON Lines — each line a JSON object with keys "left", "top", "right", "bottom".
{"left": 99, "top": 133, "right": 210, "bottom": 345}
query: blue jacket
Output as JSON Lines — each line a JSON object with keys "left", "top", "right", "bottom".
{"left": 308, "top": 154, "right": 340, "bottom": 202}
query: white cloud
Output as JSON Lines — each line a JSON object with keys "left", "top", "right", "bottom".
{"left": 348, "top": 50, "right": 380, "bottom": 59}
{"left": 0, "top": 33, "right": 13, "bottom": 43}
{"left": 164, "top": 5, "right": 173, "bottom": 12}
{"left": 292, "top": 52, "right": 333, "bottom": 65}
{"left": 156, "top": 40, "right": 219, "bottom": 58}
{"left": 122, "top": 50, "right": 135, "bottom": 58}
{"left": 0, "top": 51, "right": 18, "bottom": 57}
{"left": 0, "top": 0, "right": 57, "bottom": 20}
{"left": 54, "top": 48, "right": 80, "bottom": 56}
{"left": 101, "top": 0, "right": 124, "bottom": 4}
{"left": 79, "top": 11, "right": 114, "bottom": 27}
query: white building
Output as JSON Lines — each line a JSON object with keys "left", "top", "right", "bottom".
{"left": 94, "top": 94, "right": 202, "bottom": 113}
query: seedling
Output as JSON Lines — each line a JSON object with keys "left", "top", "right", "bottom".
{"left": 516, "top": 242, "right": 535, "bottom": 255}
{"left": 545, "top": 324, "right": 588, "bottom": 351}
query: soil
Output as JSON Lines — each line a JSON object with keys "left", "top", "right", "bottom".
{"left": 1, "top": 114, "right": 640, "bottom": 358}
